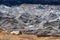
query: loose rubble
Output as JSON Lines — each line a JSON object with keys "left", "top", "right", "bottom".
{"left": 0, "top": 4, "right": 60, "bottom": 36}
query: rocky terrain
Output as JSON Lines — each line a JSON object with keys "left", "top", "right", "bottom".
{"left": 0, "top": 4, "right": 60, "bottom": 37}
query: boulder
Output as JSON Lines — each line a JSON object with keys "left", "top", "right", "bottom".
{"left": 10, "top": 31, "right": 22, "bottom": 34}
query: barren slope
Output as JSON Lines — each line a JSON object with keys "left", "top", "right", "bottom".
{"left": 0, "top": 31, "right": 60, "bottom": 40}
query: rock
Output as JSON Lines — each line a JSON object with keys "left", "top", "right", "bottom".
{"left": 0, "top": 4, "right": 60, "bottom": 36}
{"left": 47, "top": 13, "right": 58, "bottom": 20}
{"left": 28, "top": 25, "right": 34, "bottom": 28}
{"left": 43, "top": 19, "right": 59, "bottom": 27}
{"left": 36, "top": 29, "right": 51, "bottom": 37}
{"left": 10, "top": 31, "right": 22, "bottom": 34}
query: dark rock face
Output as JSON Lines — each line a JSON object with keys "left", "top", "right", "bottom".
{"left": 0, "top": 0, "right": 60, "bottom": 6}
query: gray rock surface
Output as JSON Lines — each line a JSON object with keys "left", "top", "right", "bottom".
{"left": 0, "top": 4, "right": 60, "bottom": 36}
